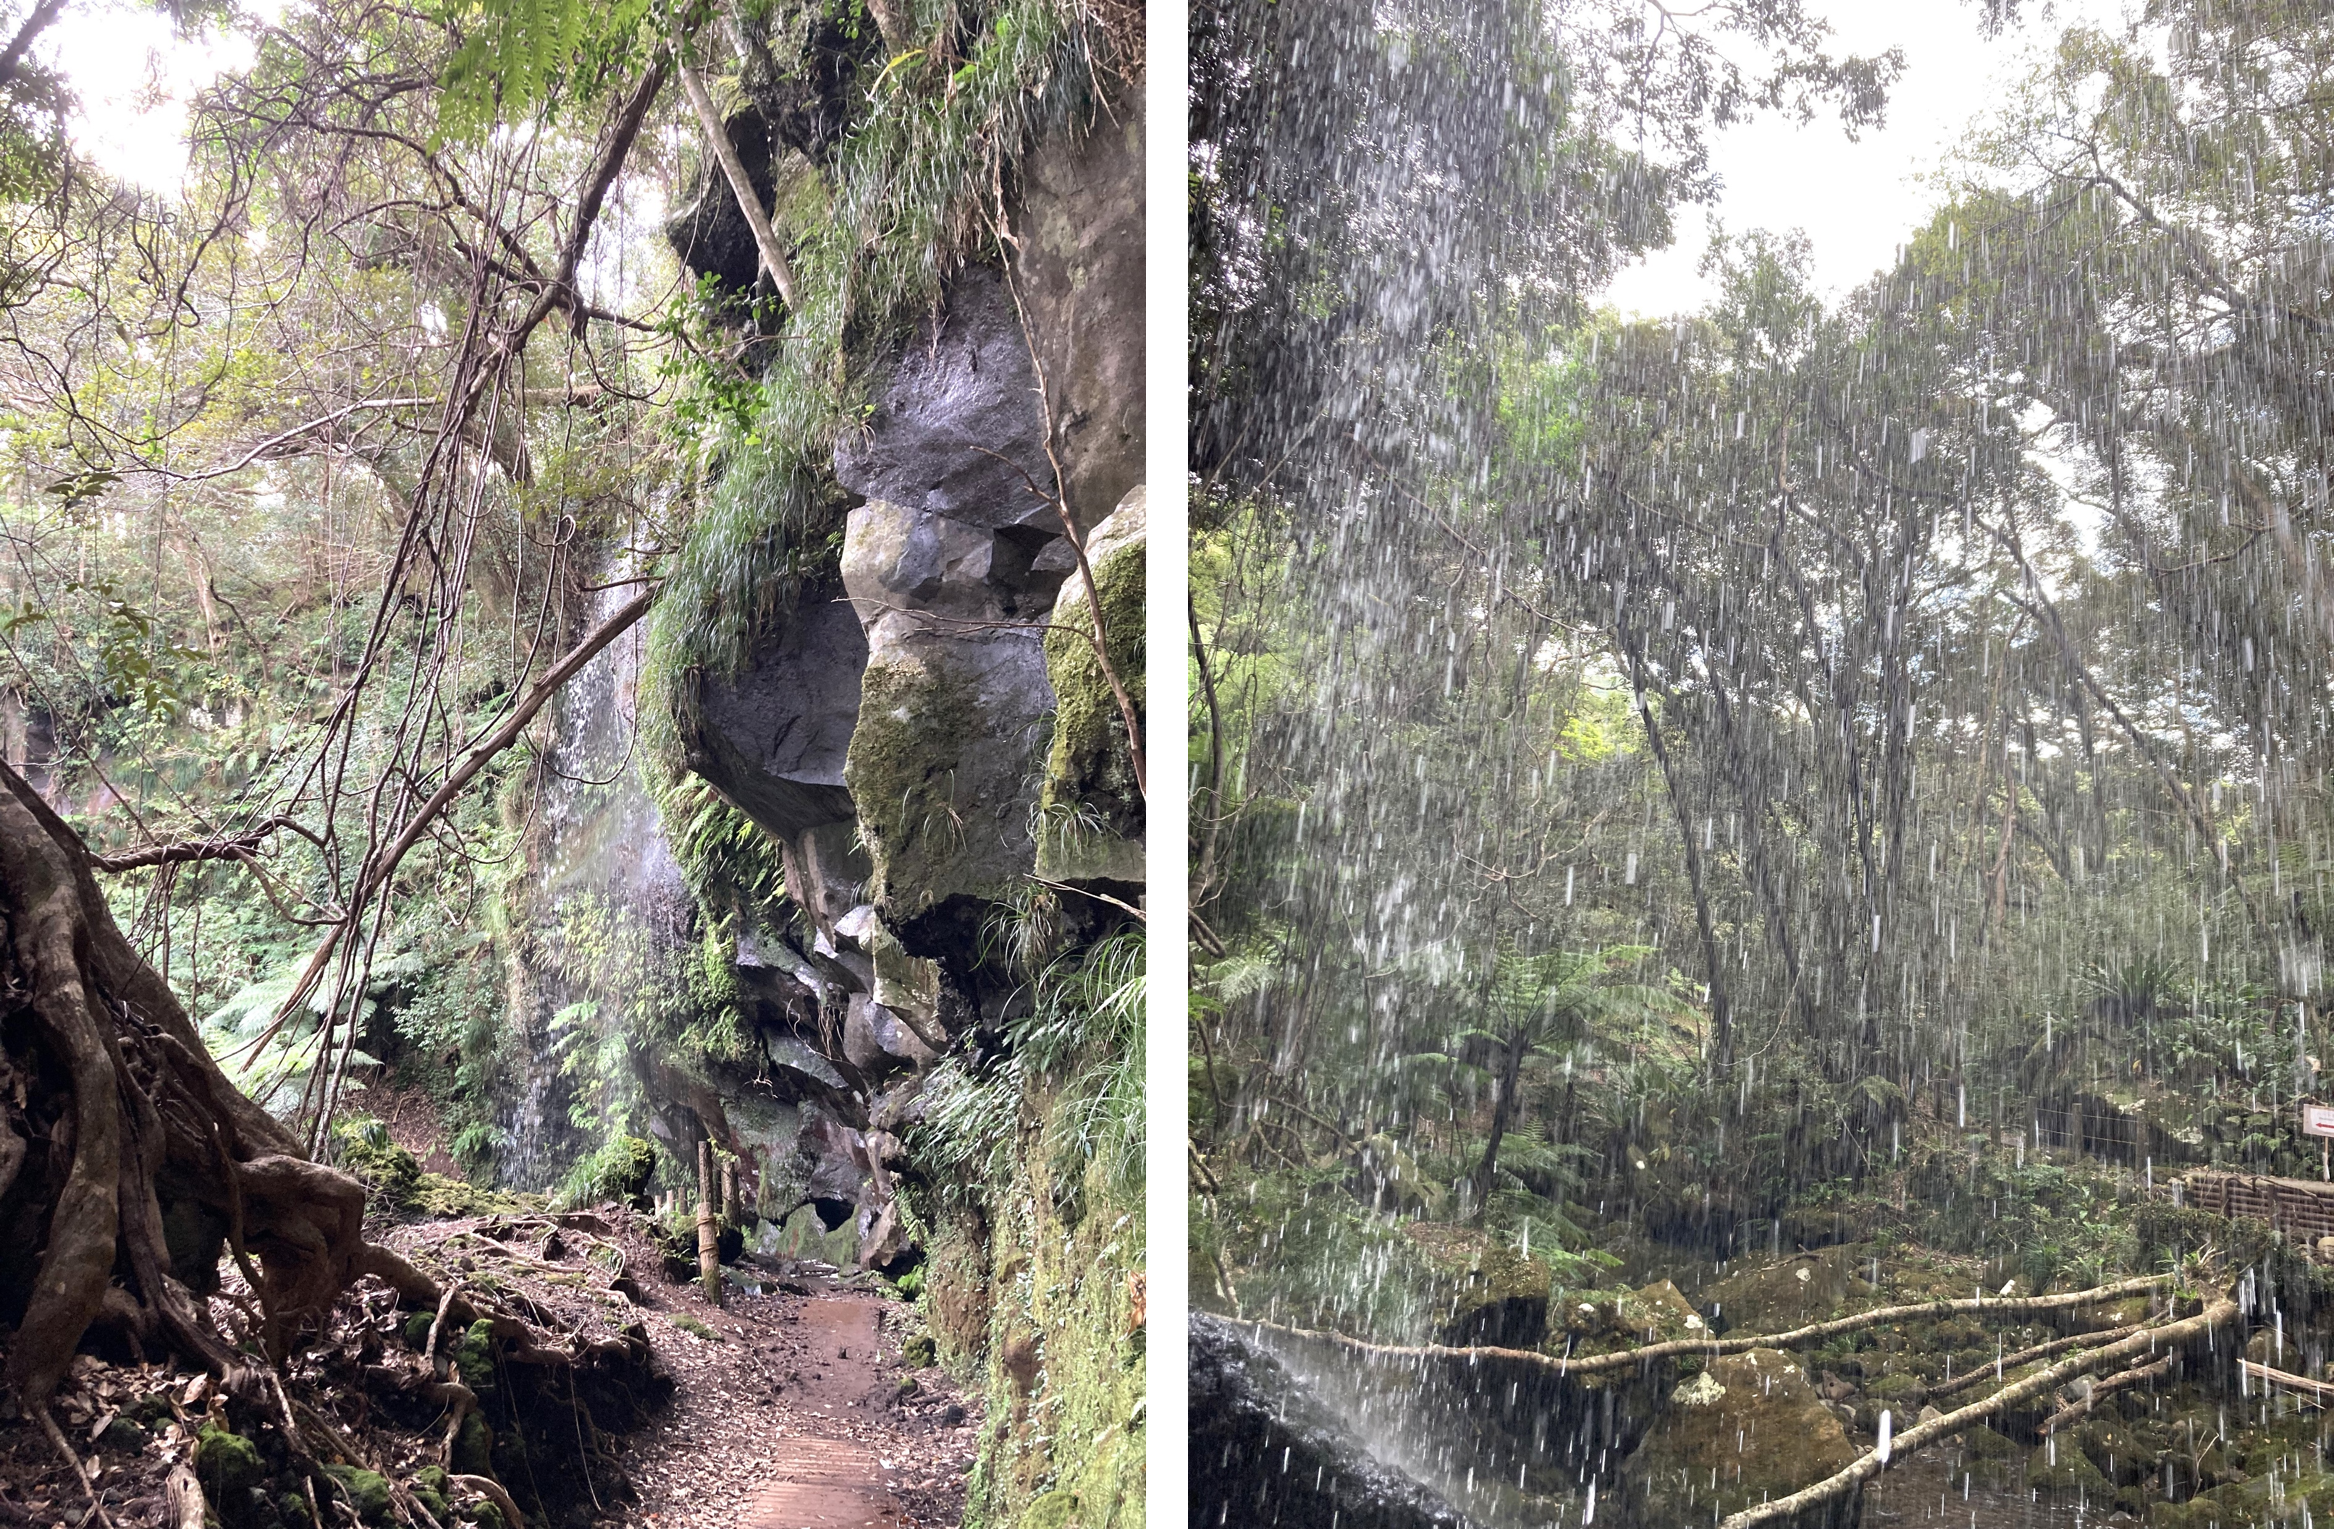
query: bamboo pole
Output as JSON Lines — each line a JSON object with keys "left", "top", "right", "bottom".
{"left": 696, "top": 1139, "right": 722, "bottom": 1306}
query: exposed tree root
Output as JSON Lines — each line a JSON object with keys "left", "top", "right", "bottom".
{"left": 34, "top": 1401, "right": 112, "bottom": 1528}
{"left": 0, "top": 759, "right": 358, "bottom": 1406}
{"left": 0, "top": 756, "right": 660, "bottom": 1529}
{"left": 1250, "top": 1272, "right": 2169, "bottom": 1378}
{"left": 1718, "top": 1297, "right": 2236, "bottom": 1529}
{"left": 453, "top": 1471, "right": 528, "bottom": 1528}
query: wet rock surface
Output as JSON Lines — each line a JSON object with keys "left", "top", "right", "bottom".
{"left": 1189, "top": 1313, "right": 1482, "bottom": 1529}
{"left": 1619, "top": 1347, "right": 1863, "bottom": 1526}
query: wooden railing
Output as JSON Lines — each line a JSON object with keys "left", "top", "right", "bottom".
{"left": 2172, "top": 1170, "right": 2334, "bottom": 1250}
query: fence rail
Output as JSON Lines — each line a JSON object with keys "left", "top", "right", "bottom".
{"left": 2172, "top": 1171, "right": 2334, "bottom": 1252}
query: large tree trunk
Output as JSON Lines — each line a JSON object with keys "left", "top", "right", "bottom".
{"left": 0, "top": 759, "right": 370, "bottom": 1406}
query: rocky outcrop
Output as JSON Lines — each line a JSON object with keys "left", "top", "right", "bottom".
{"left": 657, "top": 68, "right": 1144, "bottom": 1278}
{"left": 686, "top": 575, "right": 869, "bottom": 936}
{"left": 1009, "top": 108, "right": 1146, "bottom": 530}
{"left": 1037, "top": 488, "right": 1144, "bottom": 885}
{"left": 1618, "top": 1348, "right": 1863, "bottom": 1527}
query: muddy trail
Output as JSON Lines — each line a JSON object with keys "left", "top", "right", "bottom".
{"left": 0, "top": 1204, "right": 980, "bottom": 1528}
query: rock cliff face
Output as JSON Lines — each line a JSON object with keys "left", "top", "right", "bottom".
{"left": 657, "top": 83, "right": 1145, "bottom": 1273}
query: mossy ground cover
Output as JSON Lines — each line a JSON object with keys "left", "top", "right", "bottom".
{"left": 953, "top": 1088, "right": 1146, "bottom": 1529}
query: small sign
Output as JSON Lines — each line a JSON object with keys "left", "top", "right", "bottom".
{"left": 2303, "top": 1104, "right": 2334, "bottom": 1139}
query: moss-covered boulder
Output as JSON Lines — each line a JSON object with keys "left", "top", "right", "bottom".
{"left": 334, "top": 1120, "right": 423, "bottom": 1208}
{"left": 1037, "top": 486, "right": 1144, "bottom": 885}
{"left": 2078, "top": 1417, "right": 2152, "bottom": 1487}
{"left": 2027, "top": 1437, "right": 2112, "bottom": 1497}
{"left": 843, "top": 638, "right": 1049, "bottom": 913}
{"left": 2150, "top": 1471, "right": 2334, "bottom": 1528}
{"left": 455, "top": 1317, "right": 500, "bottom": 1393}
{"left": 1402, "top": 1222, "right": 1551, "bottom": 1347}
{"left": 196, "top": 1423, "right": 263, "bottom": 1515}
{"left": 1961, "top": 1423, "right": 2023, "bottom": 1488}
{"left": 323, "top": 1464, "right": 393, "bottom": 1525}
{"left": 452, "top": 1409, "right": 494, "bottom": 1477}
{"left": 1620, "top": 1348, "right": 1859, "bottom": 1524}
{"left": 1700, "top": 1246, "right": 1874, "bottom": 1334}
{"left": 411, "top": 1464, "right": 451, "bottom": 1521}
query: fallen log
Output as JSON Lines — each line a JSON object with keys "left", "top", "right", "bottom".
{"left": 2241, "top": 1358, "right": 2334, "bottom": 1406}
{"left": 1719, "top": 1297, "right": 2236, "bottom": 1529}
{"left": 1929, "top": 1323, "right": 2146, "bottom": 1399}
{"left": 2039, "top": 1353, "right": 2174, "bottom": 1434}
{"left": 1253, "top": 1272, "right": 2169, "bottom": 1378}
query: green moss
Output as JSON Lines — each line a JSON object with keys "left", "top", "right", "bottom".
{"left": 642, "top": 0, "right": 1126, "bottom": 777}
{"left": 195, "top": 1423, "right": 262, "bottom": 1505}
{"left": 904, "top": 1333, "right": 937, "bottom": 1367}
{"left": 411, "top": 1464, "right": 451, "bottom": 1520}
{"left": 1040, "top": 532, "right": 1146, "bottom": 871}
{"left": 333, "top": 1121, "right": 423, "bottom": 1208}
{"left": 456, "top": 1318, "right": 499, "bottom": 1393}
{"left": 404, "top": 1311, "right": 436, "bottom": 1350}
{"left": 843, "top": 654, "right": 990, "bottom": 907}
{"left": 953, "top": 1071, "right": 1145, "bottom": 1529}
{"left": 322, "top": 1464, "right": 393, "bottom": 1525}
{"left": 452, "top": 1411, "right": 494, "bottom": 1478}
{"left": 1024, "top": 1489, "right": 1082, "bottom": 1528}
{"left": 412, "top": 1171, "right": 534, "bottom": 1219}
{"left": 558, "top": 1134, "right": 659, "bottom": 1207}
{"left": 672, "top": 1312, "right": 720, "bottom": 1341}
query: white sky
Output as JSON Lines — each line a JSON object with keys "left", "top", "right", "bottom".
{"left": 43, "top": 1, "right": 274, "bottom": 191}
{"left": 1600, "top": 0, "right": 2130, "bottom": 318}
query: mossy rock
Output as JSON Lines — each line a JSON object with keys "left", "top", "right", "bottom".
{"left": 1964, "top": 1423, "right": 2021, "bottom": 1460}
{"left": 1037, "top": 487, "right": 1144, "bottom": 882}
{"left": 1700, "top": 1247, "right": 1873, "bottom": 1334}
{"left": 2027, "top": 1438, "right": 2111, "bottom": 1496}
{"left": 322, "top": 1464, "right": 393, "bottom": 1525}
{"left": 452, "top": 1409, "right": 494, "bottom": 1477}
{"left": 1621, "top": 1348, "right": 1858, "bottom": 1523}
{"left": 1403, "top": 1222, "right": 1551, "bottom": 1346}
{"left": 197, "top": 1424, "right": 265, "bottom": 1520}
{"left": 569, "top": 1135, "right": 659, "bottom": 1205}
{"left": 2150, "top": 1470, "right": 2334, "bottom": 1528}
{"left": 904, "top": 1333, "right": 937, "bottom": 1367}
{"left": 1025, "top": 1488, "right": 1083, "bottom": 1529}
{"left": 2077, "top": 1418, "right": 2151, "bottom": 1487}
{"left": 334, "top": 1122, "right": 423, "bottom": 1208}
{"left": 413, "top": 1171, "right": 530, "bottom": 1219}
{"left": 404, "top": 1310, "right": 437, "bottom": 1350}
{"left": 456, "top": 1317, "right": 499, "bottom": 1392}
{"left": 410, "top": 1465, "right": 451, "bottom": 1522}
{"left": 845, "top": 648, "right": 1029, "bottom": 912}
{"left": 98, "top": 1414, "right": 150, "bottom": 1451}
{"left": 1864, "top": 1371, "right": 1927, "bottom": 1408}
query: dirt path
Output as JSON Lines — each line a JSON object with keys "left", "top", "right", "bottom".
{"left": 612, "top": 1260, "right": 981, "bottom": 1529}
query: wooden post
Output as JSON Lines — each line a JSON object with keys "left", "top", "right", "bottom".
{"left": 696, "top": 1139, "right": 722, "bottom": 1305}
{"left": 721, "top": 1157, "right": 741, "bottom": 1228}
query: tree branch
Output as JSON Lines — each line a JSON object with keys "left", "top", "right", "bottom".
{"left": 1721, "top": 1298, "right": 2235, "bottom": 1529}
{"left": 1253, "top": 1272, "right": 2169, "bottom": 1378}
{"left": 673, "top": 42, "right": 797, "bottom": 307}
